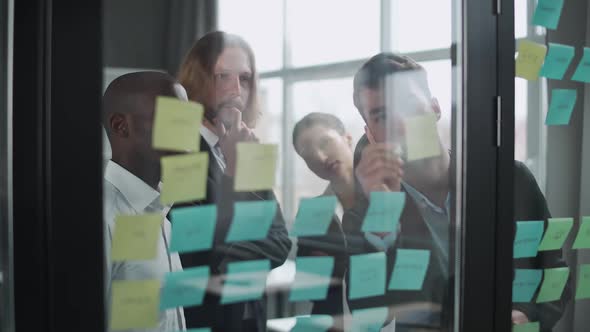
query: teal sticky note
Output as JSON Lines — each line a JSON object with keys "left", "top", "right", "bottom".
{"left": 532, "top": 0, "right": 564, "bottom": 30}
{"left": 514, "top": 221, "right": 544, "bottom": 258}
{"left": 362, "top": 192, "right": 406, "bottom": 233}
{"left": 220, "top": 259, "right": 270, "bottom": 304}
{"left": 539, "top": 43, "right": 575, "bottom": 80}
{"left": 545, "top": 89, "right": 577, "bottom": 126}
{"left": 178, "top": 329, "right": 211, "bottom": 332}
{"left": 573, "top": 216, "right": 590, "bottom": 249}
{"left": 513, "top": 269, "right": 543, "bottom": 302}
{"left": 160, "top": 266, "right": 209, "bottom": 310}
{"left": 225, "top": 200, "right": 277, "bottom": 243}
{"left": 349, "top": 252, "right": 386, "bottom": 300}
{"left": 536, "top": 267, "right": 569, "bottom": 303}
{"left": 513, "top": 322, "right": 540, "bottom": 332}
{"left": 572, "top": 47, "right": 590, "bottom": 83}
{"left": 289, "top": 256, "right": 334, "bottom": 302}
{"left": 351, "top": 307, "right": 388, "bottom": 332}
{"left": 538, "top": 217, "right": 574, "bottom": 251}
{"left": 290, "top": 196, "right": 337, "bottom": 237}
{"left": 388, "top": 249, "right": 430, "bottom": 290}
{"left": 169, "top": 205, "right": 216, "bottom": 253}
{"left": 291, "top": 315, "right": 334, "bottom": 332}
{"left": 575, "top": 264, "right": 590, "bottom": 300}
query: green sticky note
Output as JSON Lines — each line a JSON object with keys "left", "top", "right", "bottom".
{"left": 109, "top": 279, "right": 160, "bottom": 330}
{"left": 540, "top": 43, "right": 575, "bottom": 80}
{"left": 513, "top": 322, "right": 540, "bottom": 332}
{"left": 514, "top": 221, "right": 545, "bottom": 258}
{"left": 389, "top": 249, "right": 430, "bottom": 290}
{"left": 220, "top": 259, "right": 270, "bottom": 304}
{"left": 532, "top": 0, "right": 564, "bottom": 30}
{"left": 290, "top": 196, "right": 338, "bottom": 237}
{"left": 291, "top": 315, "right": 334, "bottom": 332}
{"left": 516, "top": 40, "right": 547, "bottom": 81}
{"left": 538, "top": 217, "right": 574, "bottom": 251}
{"left": 349, "top": 252, "right": 386, "bottom": 300}
{"left": 161, "top": 152, "right": 209, "bottom": 204}
{"left": 160, "top": 266, "right": 209, "bottom": 310}
{"left": 536, "top": 267, "right": 569, "bottom": 303}
{"left": 351, "top": 307, "right": 388, "bottom": 332}
{"left": 572, "top": 47, "right": 590, "bottom": 83}
{"left": 362, "top": 192, "right": 406, "bottom": 233}
{"left": 513, "top": 269, "right": 543, "bottom": 303}
{"left": 152, "top": 96, "right": 203, "bottom": 152}
{"left": 545, "top": 89, "right": 577, "bottom": 126}
{"left": 169, "top": 205, "right": 216, "bottom": 253}
{"left": 405, "top": 113, "right": 442, "bottom": 161}
{"left": 111, "top": 214, "right": 161, "bottom": 261}
{"left": 575, "top": 264, "right": 590, "bottom": 300}
{"left": 289, "top": 256, "right": 334, "bottom": 302}
{"left": 234, "top": 143, "right": 278, "bottom": 192}
{"left": 225, "top": 200, "right": 277, "bottom": 242}
{"left": 573, "top": 216, "right": 590, "bottom": 249}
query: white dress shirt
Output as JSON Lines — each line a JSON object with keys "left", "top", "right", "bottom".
{"left": 104, "top": 161, "right": 185, "bottom": 332}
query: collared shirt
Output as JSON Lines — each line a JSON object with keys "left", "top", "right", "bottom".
{"left": 104, "top": 161, "right": 185, "bottom": 332}
{"left": 200, "top": 125, "right": 226, "bottom": 170}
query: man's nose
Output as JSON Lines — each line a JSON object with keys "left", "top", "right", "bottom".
{"left": 227, "top": 75, "right": 241, "bottom": 97}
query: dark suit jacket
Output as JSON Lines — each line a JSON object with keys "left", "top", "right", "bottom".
{"left": 173, "top": 136, "right": 292, "bottom": 332}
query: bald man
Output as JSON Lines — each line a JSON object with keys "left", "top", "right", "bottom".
{"left": 102, "top": 72, "right": 187, "bottom": 332}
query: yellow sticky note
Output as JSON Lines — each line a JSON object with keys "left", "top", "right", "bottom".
{"left": 111, "top": 214, "right": 162, "bottom": 261}
{"left": 405, "top": 113, "right": 442, "bottom": 162}
{"left": 110, "top": 279, "right": 160, "bottom": 330}
{"left": 161, "top": 152, "right": 209, "bottom": 204}
{"left": 234, "top": 143, "right": 278, "bottom": 192}
{"left": 152, "top": 96, "right": 203, "bottom": 152}
{"left": 516, "top": 40, "right": 547, "bottom": 81}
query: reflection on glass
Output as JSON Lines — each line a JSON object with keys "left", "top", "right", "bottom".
{"left": 391, "top": 0, "right": 451, "bottom": 53}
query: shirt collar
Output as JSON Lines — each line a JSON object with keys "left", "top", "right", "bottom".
{"left": 104, "top": 160, "right": 161, "bottom": 212}
{"left": 200, "top": 125, "right": 219, "bottom": 148}
{"left": 402, "top": 181, "right": 450, "bottom": 214}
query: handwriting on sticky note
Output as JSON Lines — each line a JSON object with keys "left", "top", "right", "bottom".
{"left": 160, "top": 266, "right": 210, "bottom": 310}
{"left": 362, "top": 192, "right": 405, "bottom": 233}
{"left": 234, "top": 143, "right": 278, "bottom": 192}
{"left": 539, "top": 43, "right": 575, "bottom": 80}
{"left": 111, "top": 214, "right": 161, "bottom": 261}
{"left": 290, "top": 196, "right": 337, "bottom": 237}
{"left": 221, "top": 259, "right": 270, "bottom": 304}
{"left": 289, "top": 256, "right": 334, "bottom": 302}
{"left": 152, "top": 96, "right": 203, "bottom": 152}
{"left": 573, "top": 216, "right": 590, "bottom": 249}
{"left": 572, "top": 47, "right": 590, "bottom": 83}
{"left": 538, "top": 218, "right": 574, "bottom": 251}
{"left": 292, "top": 315, "right": 334, "bottom": 332}
{"left": 161, "top": 152, "right": 209, "bottom": 204}
{"left": 514, "top": 221, "right": 544, "bottom": 258}
{"left": 536, "top": 267, "right": 569, "bottom": 303}
{"left": 405, "top": 113, "right": 442, "bottom": 162}
{"left": 515, "top": 40, "right": 547, "bottom": 81}
{"left": 169, "top": 205, "right": 216, "bottom": 253}
{"left": 532, "top": 0, "right": 564, "bottom": 30}
{"left": 575, "top": 264, "right": 590, "bottom": 300}
{"left": 545, "top": 89, "right": 577, "bottom": 126}
{"left": 110, "top": 279, "right": 160, "bottom": 330}
{"left": 389, "top": 249, "right": 430, "bottom": 290}
{"left": 351, "top": 307, "right": 388, "bottom": 332}
{"left": 513, "top": 269, "right": 543, "bottom": 303}
{"left": 225, "top": 200, "right": 277, "bottom": 243}
{"left": 513, "top": 322, "right": 540, "bottom": 332}
{"left": 349, "top": 252, "right": 386, "bottom": 300}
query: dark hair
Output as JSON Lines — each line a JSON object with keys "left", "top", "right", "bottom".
{"left": 292, "top": 112, "right": 347, "bottom": 152}
{"left": 352, "top": 52, "right": 429, "bottom": 119}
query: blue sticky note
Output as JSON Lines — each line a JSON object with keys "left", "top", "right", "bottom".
{"left": 289, "top": 256, "right": 334, "bottom": 302}
{"left": 290, "top": 196, "right": 338, "bottom": 237}
{"left": 291, "top": 315, "right": 334, "bottom": 332}
{"left": 513, "top": 322, "right": 540, "bottom": 332}
{"left": 572, "top": 47, "right": 590, "bottom": 83}
{"left": 532, "top": 0, "right": 564, "bottom": 30}
{"left": 160, "top": 266, "right": 209, "bottom": 310}
{"left": 514, "top": 221, "right": 544, "bottom": 258}
{"left": 513, "top": 269, "right": 543, "bottom": 303}
{"left": 225, "top": 200, "right": 277, "bottom": 243}
{"left": 220, "top": 259, "right": 270, "bottom": 304}
{"left": 545, "top": 89, "right": 577, "bottom": 126}
{"left": 169, "top": 205, "right": 216, "bottom": 253}
{"left": 388, "top": 249, "right": 430, "bottom": 290}
{"left": 362, "top": 192, "right": 406, "bottom": 233}
{"left": 540, "top": 43, "right": 575, "bottom": 80}
{"left": 349, "top": 252, "right": 386, "bottom": 300}
{"left": 351, "top": 307, "right": 388, "bottom": 332}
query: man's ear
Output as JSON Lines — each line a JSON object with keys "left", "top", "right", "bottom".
{"left": 365, "top": 125, "right": 376, "bottom": 144}
{"left": 431, "top": 97, "right": 442, "bottom": 121}
{"left": 109, "top": 113, "right": 129, "bottom": 138}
